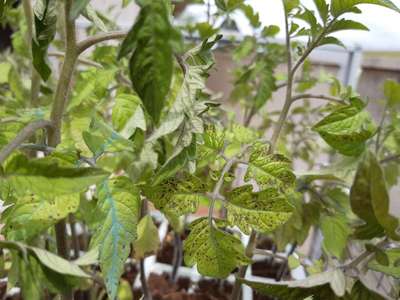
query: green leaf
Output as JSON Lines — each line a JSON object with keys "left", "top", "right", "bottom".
{"left": 144, "top": 174, "right": 207, "bottom": 219}
{"left": 91, "top": 177, "right": 141, "bottom": 300}
{"left": 368, "top": 248, "right": 400, "bottom": 278}
{"left": 240, "top": 4, "right": 261, "bottom": 28}
{"left": 226, "top": 185, "right": 293, "bottom": 234}
{"left": 383, "top": 79, "right": 400, "bottom": 107}
{"left": 365, "top": 244, "right": 389, "bottom": 266}
{"left": 331, "top": 0, "right": 400, "bottom": 17}
{"left": 233, "top": 36, "right": 256, "bottom": 61}
{"left": 3, "top": 155, "right": 109, "bottom": 198}
{"left": 112, "top": 93, "right": 146, "bottom": 138}
{"left": 183, "top": 218, "right": 250, "bottom": 278}
{"left": 320, "top": 215, "right": 350, "bottom": 259}
{"left": 245, "top": 142, "right": 296, "bottom": 189}
{"left": 70, "top": 0, "right": 91, "bottom": 20}
{"left": 345, "top": 280, "right": 386, "bottom": 300}
{"left": 29, "top": 246, "right": 91, "bottom": 278}
{"left": 82, "top": 4, "right": 108, "bottom": 32}
{"left": 118, "top": 0, "right": 183, "bottom": 124}
{"left": 0, "top": 241, "right": 90, "bottom": 278}
{"left": 73, "top": 247, "right": 99, "bottom": 266}
{"left": 32, "top": 0, "right": 57, "bottom": 81}
{"left": 83, "top": 117, "right": 135, "bottom": 157}
{"left": 312, "top": 98, "right": 376, "bottom": 156}
{"left": 133, "top": 215, "right": 160, "bottom": 259}
{"left": 313, "top": 0, "right": 329, "bottom": 23}
{"left": 350, "top": 151, "right": 400, "bottom": 240}
{"left": 318, "top": 36, "right": 346, "bottom": 48}
{"left": 328, "top": 19, "right": 369, "bottom": 33}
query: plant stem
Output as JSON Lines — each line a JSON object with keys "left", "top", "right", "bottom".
{"left": 208, "top": 158, "right": 237, "bottom": 227}
{"left": 291, "top": 94, "right": 345, "bottom": 104}
{"left": 375, "top": 101, "right": 389, "bottom": 154}
{"left": 48, "top": 0, "right": 77, "bottom": 272}
{"left": 140, "top": 259, "right": 152, "bottom": 300}
{"left": 76, "top": 31, "right": 127, "bottom": 55}
{"left": 232, "top": 4, "right": 295, "bottom": 298}
{"left": 380, "top": 154, "right": 400, "bottom": 164}
{"left": 269, "top": 2, "right": 293, "bottom": 151}
{"left": 171, "top": 232, "right": 182, "bottom": 283}
{"left": 69, "top": 214, "right": 80, "bottom": 259}
{"left": 0, "top": 120, "right": 53, "bottom": 164}
{"left": 342, "top": 239, "right": 387, "bottom": 270}
{"left": 22, "top": 0, "right": 41, "bottom": 107}
{"left": 48, "top": 51, "right": 103, "bottom": 68}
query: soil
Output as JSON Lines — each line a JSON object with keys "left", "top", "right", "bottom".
{"left": 156, "top": 228, "right": 190, "bottom": 267}
{"left": 135, "top": 273, "right": 234, "bottom": 300}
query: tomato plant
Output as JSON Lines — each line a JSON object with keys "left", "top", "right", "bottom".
{"left": 0, "top": 0, "right": 400, "bottom": 299}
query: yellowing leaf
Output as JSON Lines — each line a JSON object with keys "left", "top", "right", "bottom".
{"left": 313, "top": 99, "right": 376, "bottom": 156}
{"left": 245, "top": 142, "right": 296, "bottom": 189}
{"left": 183, "top": 218, "right": 250, "bottom": 278}
{"left": 226, "top": 185, "right": 293, "bottom": 234}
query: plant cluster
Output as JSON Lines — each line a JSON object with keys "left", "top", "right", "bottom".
{"left": 0, "top": 0, "right": 400, "bottom": 299}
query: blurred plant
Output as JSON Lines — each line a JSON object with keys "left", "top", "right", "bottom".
{"left": 0, "top": 0, "right": 399, "bottom": 300}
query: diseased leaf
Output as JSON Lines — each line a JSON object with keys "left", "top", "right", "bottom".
{"left": 144, "top": 174, "right": 208, "bottom": 219}
{"left": 245, "top": 142, "right": 296, "bottom": 189}
{"left": 118, "top": 0, "right": 183, "bottom": 123}
{"left": 350, "top": 151, "right": 400, "bottom": 240}
{"left": 312, "top": 98, "right": 376, "bottom": 156}
{"left": 32, "top": 0, "right": 57, "bottom": 81}
{"left": 4, "top": 193, "right": 80, "bottom": 240}
{"left": 226, "top": 185, "right": 293, "bottom": 234}
{"left": 183, "top": 218, "right": 250, "bottom": 278}
{"left": 3, "top": 155, "right": 109, "bottom": 198}
{"left": 133, "top": 215, "right": 160, "bottom": 259}
{"left": 90, "top": 177, "right": 141, "bottom": 300}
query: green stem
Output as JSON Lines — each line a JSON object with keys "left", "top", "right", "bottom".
{"left": 48, "top": 0, "right": 77, "bottom": 147}
{"left": 22, "top": 0, "right": 41, "bottom": 107}
{"left": 0, "top": 120, "right": 53, "bottom": 164}
{"left": 48, "top": 1, "right": 77, "bottom": 279}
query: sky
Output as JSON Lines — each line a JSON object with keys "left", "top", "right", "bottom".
{"left": 186, "top": 0, "right": 400, "bottom": 51}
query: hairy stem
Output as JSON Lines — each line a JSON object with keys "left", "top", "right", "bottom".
{"left": 76, "top": 31, "right": 127, "bottom": 55}
{"left": 0, "top": 120, "right": 53, "bottom": 164}
{"left": 48, "top": 0, "right": 77, "bottom": 271}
